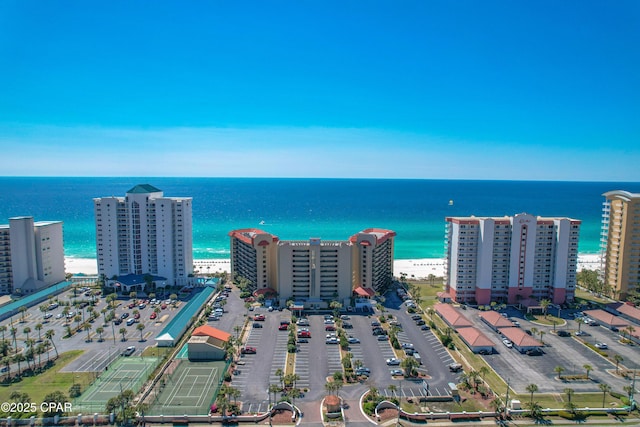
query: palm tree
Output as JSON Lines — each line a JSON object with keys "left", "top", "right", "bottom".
{"left": 275, "top": 368, "right": 284, "bottom": 389}
{"left": 84, "top": 323, "right": 92, "bottom": 342}
{"left": 530, "top": 327, "right": 538, "bottom": 340}
{"left": 0, "top": 325, "right": 6, "bottom": 343}
{"left": 96, "top": 327, "right": 104, "bottom": 342}
{"left": 137, "top": 323, "right": 145, "bottom": 342}
{"left": 23, "top": 326, "right": 31, "bottom": 344}
{"left": 119, "top": 327, "right": 127, "bottom": 342}
{"left": 401, "top": 356, "right": 419, "bottom": 378}
{"left": 540, "top": 299, "right": 550, "bottom": 318}
{"left": 599, "top": 383, "right": 611, "bottom": 408}
{"left": 583, "top": 364, "right": 592, "bottom": 380}
{"left": 539, "top": 330, "right": 545, "bottom": 344}
{"left": 526, "top": 384, "right": 538, "bottom": 407}
{"left": 564, "top": 387, "right": 574, "bottom": 404}
{"left": 1, "top": 356, "right": 10, "bottom": 379}
{"left": 613, "top": 354, "right": 624, "bottom": 373}
{"left": 35, "top": 323, "right": 43, "bottom": 343}
{"left": 9, "top": 326, "right": 17, "bottom": 353}
{"left": 45, "top": 330, "right": 58, "bottom": 358}
{"left": 388, "top": 384, "right": 398, "bottom": 397}
{"left": 25, "top": 338, "right": 35, "bottom": 372}
{"left": 490, "top": 397, "right": 503, "bottom": 416}
{"left": 19, "top": 306, "right": 27, "bottom": 323}
{"left": 268, "top": 383, "right": 280, "bottom": 404}
{"left": 479, "top": 366, "right": 490, "bottom": 383}
{"left": 13, "top": 353, "right": 24, "bottom": 376}
{"left": 554, "top": 365, "right": 565, "bottom": 380}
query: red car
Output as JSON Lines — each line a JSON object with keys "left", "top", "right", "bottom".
{"left": 128, "top": 303, "right": 136, "bottom": 309}
{"left": 298, "top": 330, "right": 311, "bottom": 338}
{"left": 253, "top": 314, "right": 265, "bottom": 321}
{"left": 241, "top": 346, "right": 257, "bottom": 354}
{"left": 161, "top": 303, "right": 167, "bottom": 310}
{"left": 134, "top": 312, "right": 140, "bottom": 319}
{"left": 150, "top": 312, "right": 157, "bottom": 320}
{"left": 278, "top": 324, "right": 289, "bottom": 331}
{"left": 325, "top": 325, "right": 336, "bottom": 331}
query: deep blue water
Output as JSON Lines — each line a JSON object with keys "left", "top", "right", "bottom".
{"left": 0, "top": 177, "right": 638, "bottom": 259}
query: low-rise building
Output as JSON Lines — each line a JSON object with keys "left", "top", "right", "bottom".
{"left": 500, "top": 327, "right": 542, "bottom": 353}
{"left": 434, "top": 303, "right": 473, "bottom": 328}
{"left": 479, "top": 311, "right": 514, "bottom": 332}
{"left": 188, "top": 325, "right": 232, "bottom": 361}
{"left": 456, "top": 327, "right": 495, "bottom": 354}
{"left": 583, "top": 309, "right": 630, "bottom": 330}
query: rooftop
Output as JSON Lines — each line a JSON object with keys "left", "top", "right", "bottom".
{"left": 127, "top": 184, "right": 162, "bottom": 194}
{"left": 584, "top": 309, "right": 630, "bottom": 328}
{"left": 479, "top": 311, "right": 515, "bottom": 328}
{"left": 457, "top": 327, "right": 494, "bottom": 348}
{"left": 434, "top": 303, "right": 473, "bottom": 328}
{"left": 501, "top": 327, "right": 542, "bottom": 347}
{"left": 192, "top": 325, "right": 231, "bottom": 342}
{"left": 156, "top": 287, "right": 215, "bottom": 343}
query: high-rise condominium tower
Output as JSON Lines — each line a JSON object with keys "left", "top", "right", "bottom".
{"left": 94, "top": 184, "right": 193, "bottom": 288}
{"left": 600, "top": 190, "right": 640, "bottom": 300}
{"left": 445, "top": 213, "right": 580, "bottom": 305}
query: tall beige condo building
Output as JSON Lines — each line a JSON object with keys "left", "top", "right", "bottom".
{"left": 229, "top": 228, "right": 395, "bottom": 308}
{"left": 601, "top": 190, "right": 640, "bottom": 300}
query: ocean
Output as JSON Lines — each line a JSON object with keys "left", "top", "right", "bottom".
{"left": 0, "top": 177, "right": 638, "bottom": 260}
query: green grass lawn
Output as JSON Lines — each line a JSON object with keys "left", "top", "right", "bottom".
{"left": 0, "top": 351, "right": 93, "bottom": 404}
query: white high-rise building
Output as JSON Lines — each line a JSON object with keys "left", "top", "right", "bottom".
{"left": 94, "top": 184, "right": 193, "bottom": 289}
{"left": 0, "top": 216, "right": 65, "bottom": 295}
{"left": 445, "top": 213, "right": 580, "bottom": 305}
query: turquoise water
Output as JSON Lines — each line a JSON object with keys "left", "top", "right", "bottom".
{"left": 1, "top": 177, "right": 638, "bottom": 259}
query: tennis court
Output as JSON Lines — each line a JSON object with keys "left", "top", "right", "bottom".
{"left": 75, "top": 356, "right": 159, "bottom": 411}
{"left": 149, "top": 360, "right": 226, "bottom": 415}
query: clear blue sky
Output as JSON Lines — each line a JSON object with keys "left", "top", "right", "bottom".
{"left": 1, "top": 1, "right": 638, "bottom": 180}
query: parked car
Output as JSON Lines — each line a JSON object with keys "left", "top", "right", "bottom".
{"left": 298, "top": 330, "right": 311, "bottom": 338}
{"left": 241, "top": 346, "right": 257, "bottom": 354}
{"left": 377, "top": 335, "right": 388, "bottom": 341}
{"left": 113, "top": 318, "right": 123, "bottom": 325}
{"left": 420, "top": 325, "right": 431, "bottom": 331}
{"left": 448, "top": 363, "right": 463, "bottom": 372}
{"left": 326, "top": 337, "right": 339, "bottom": 344}
{"left": 401, "top": 343, "right": 414, "bottom": 349}
{"left": 122, "top": 346, "right": 136, "bottom": 356}
{"left": 150, "top": 312, "right": 157, "bottom": 320}
{"left": 557, "top": 330, "right": 571, "bottom": 337}
{"left": 298, "top": 338, "right": 309, "bottom": 343}
{"left": 43, "top": 313, "right": 53, "bottom": 319}
{"left": 279, "top": 324, "right": 289, "bottom": 331}
{"left": 502, "top": 339, "right": 513, "bottom": 348}
{"left": 526, "top": 348, "right": 543, "bottom": 356}
{"left": 325, "top": 325, "right": 336, "bottom": 331}
{"left": 390, "top": 369, "right": 404, "bottom": 376}
{"left": 253, "top": 314, "right": 265, "bottom": 321}
{"left": 342, "top": 322, "right": 353, "bottom": 329}
{"left": 371, "top": 321, "right": 381, "bottom": 327}
{"left": 347, "top": 337, "right": 360, "bottom": 344}
{"left": 415, "top": 319, "right": 426, "bottom": 326}
{"left": 126, "top": 318, "right": 136, "bottom": 326}
{"left": 595, "top": 342, "right": 608, "bottom": 349}
{"left": 121, "top": 312, "right": 130, "bottom": 319}
{"left": 252, "top": 322, "right": 263, "bottom": 328}
{"left": 386, "top": 358, "right": 401, "bottom": 366}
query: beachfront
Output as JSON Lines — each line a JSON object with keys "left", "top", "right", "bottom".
{"left": 65, "top": 253, "right": 602, "bottom": 280}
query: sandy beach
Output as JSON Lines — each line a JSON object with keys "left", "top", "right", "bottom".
{"left": 65, "top": 253, "right": 602, "bottom": 280}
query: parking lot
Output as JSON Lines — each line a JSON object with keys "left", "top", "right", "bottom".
{"left": 0, "top": 286, "right": 188, "bottom": 375}
{"left": 462, "top": 306, "right": 635, "bottom": 394}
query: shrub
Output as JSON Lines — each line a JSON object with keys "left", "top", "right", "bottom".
{"left": 287, "top": 344, "right": 297, "bottom": 353}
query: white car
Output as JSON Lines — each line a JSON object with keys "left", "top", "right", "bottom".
{"left": 347, "top": 336, "right": 360, "bottom": 344}
{"left": 386, "top": 358, "right": 401, "bottom": 366}
{"left": 502, "top": 339, "right": 513, "bottom": 348}
{"left": 390, "top": 369, "right": 404, "bottom": 376}
{"left": 595, "top": 342, "right": 608, "bottom": 349}
{"left": 325, "top": 337, "right": 339, "bottom": 344}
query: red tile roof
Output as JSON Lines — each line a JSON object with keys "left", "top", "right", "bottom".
{"left": 607, "top": 303, "right": 640, "bottom": 323}
{"left": 354, "top": 286, "right": 375, "bottom": 297}
{"left": 500, "top": 327, "right": 541, "bottom": 347}
{"left": 193, "top": 325, "right": 231, "bottom": 342}
{"left": 479, "top": 311, "right": 514, "bottom": 328}
{"left": 584, "top": 309, "right": 630, "bottom": 328}
{"left": 457, "top": 327, "right": 494, "bottom": 348}
{"left": 434, "top": 303, "right": 473, "bottom": 328}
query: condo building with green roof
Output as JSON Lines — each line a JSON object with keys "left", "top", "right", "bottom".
{"left": 93, "top": 184, "right": 193, "bottom": 291}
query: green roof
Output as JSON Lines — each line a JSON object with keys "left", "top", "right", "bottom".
{"left": 127, "top": 184, "right": 162, "bottom": 194}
